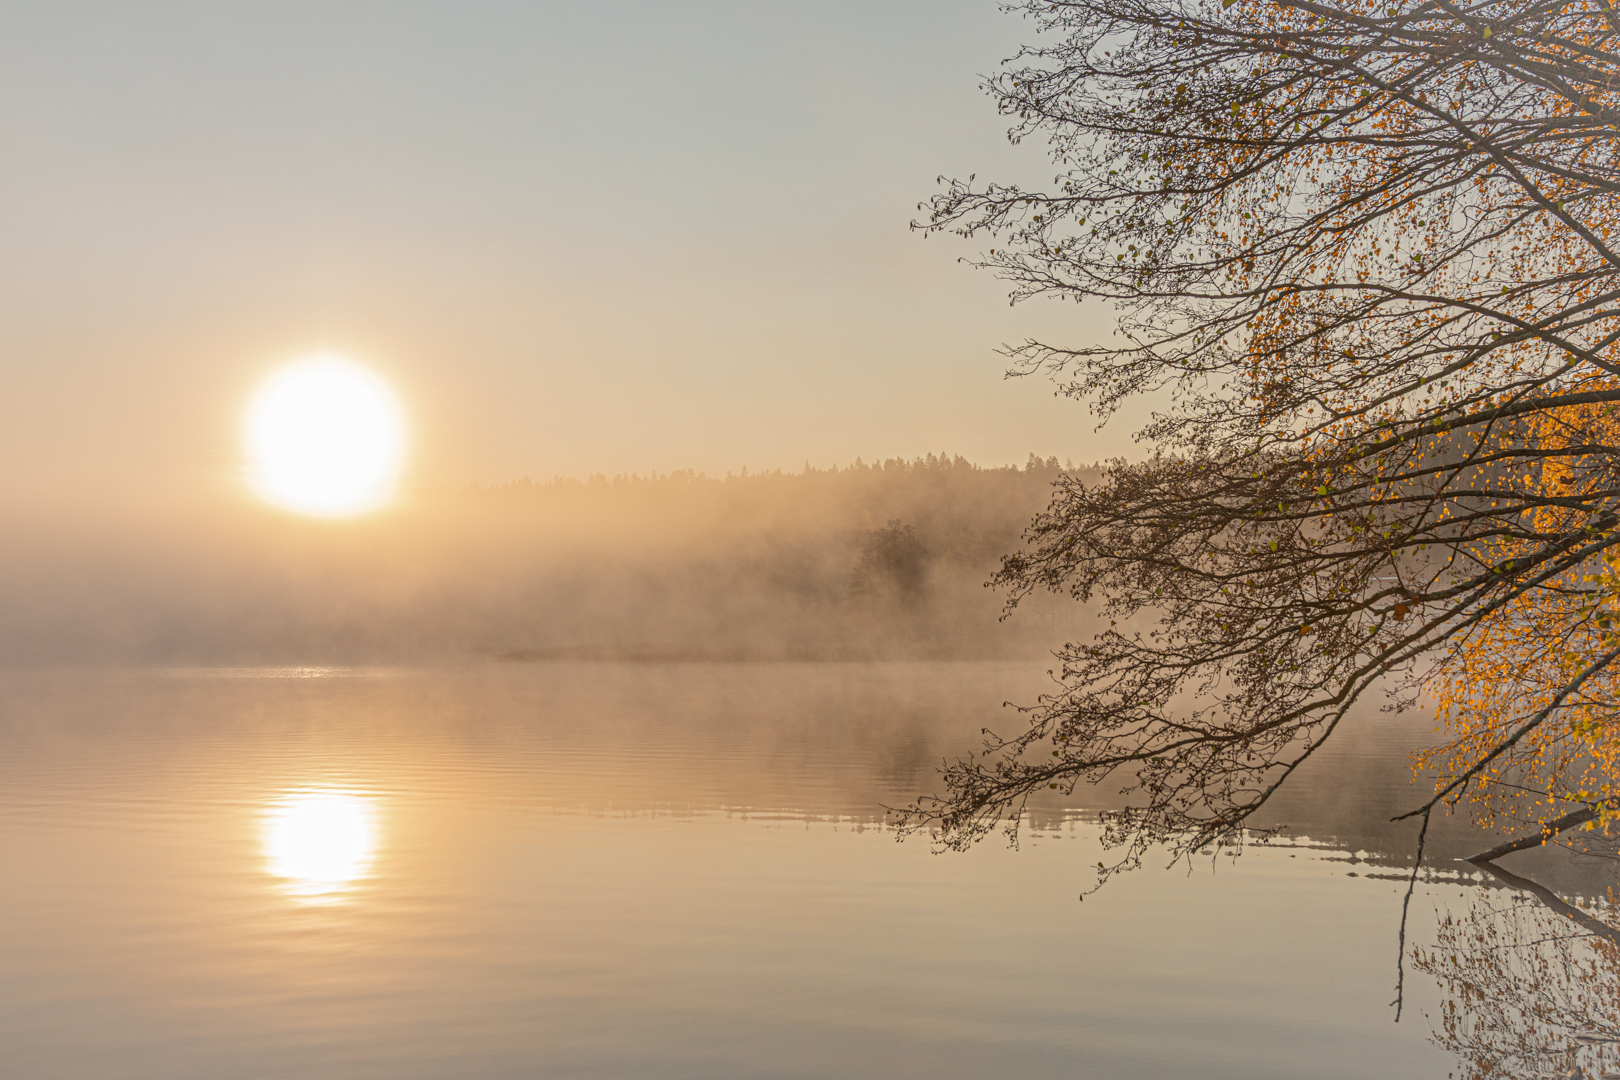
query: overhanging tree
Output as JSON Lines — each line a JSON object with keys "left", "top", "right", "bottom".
{"left": 897, "top": 0, "right": 1620, "bottom": 880}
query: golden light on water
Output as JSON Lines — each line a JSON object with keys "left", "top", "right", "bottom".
{"left": 262, "top": 790, "right": 380, "bottom": 902}
{"left": 245, "top": 357, "right": 405, "bottom": 517}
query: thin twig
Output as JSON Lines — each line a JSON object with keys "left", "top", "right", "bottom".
{"left": 1392, "top": 804, "right": 1432, "bottom": 1023}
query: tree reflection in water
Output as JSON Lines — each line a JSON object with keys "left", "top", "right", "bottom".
{"left": 1417, "top": 867, "right": 1620, "bottom": 1080}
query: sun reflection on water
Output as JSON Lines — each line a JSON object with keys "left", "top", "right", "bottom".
{"left": 262, "top": 790, "right": 379, "bottom": 903}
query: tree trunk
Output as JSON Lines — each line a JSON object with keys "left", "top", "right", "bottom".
{"left": 1465, "top": 804, "right": 1607, "bottom": 864}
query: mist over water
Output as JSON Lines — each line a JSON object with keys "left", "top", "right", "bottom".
{"left": 0, "top": 455, "right": 1087, "bottom": 666}
{"left": 4, "top": 457, "right": 1615, "bottom": 1079}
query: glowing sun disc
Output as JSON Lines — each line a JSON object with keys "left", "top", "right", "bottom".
{"left": 246, "top": 357, "right": 405, "bottom": 516}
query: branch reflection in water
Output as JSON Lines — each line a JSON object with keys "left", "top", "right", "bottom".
{"left": 1417, "top": 866, "right": 1620, "bottom": 1080}
{"left": 262, "top": 789, "right": 380, "bottom": 903}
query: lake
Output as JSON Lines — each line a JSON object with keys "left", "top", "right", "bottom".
{"left": 2, "top": 662, "right": 1613, "bottom": 1079}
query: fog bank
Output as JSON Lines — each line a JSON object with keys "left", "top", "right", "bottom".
{"left": 0, "top": 454, "right": 1097, "bottom": 666}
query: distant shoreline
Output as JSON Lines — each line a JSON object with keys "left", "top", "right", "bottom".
{"left": 493, "top": 644, "right": 1054, "bottom": 664}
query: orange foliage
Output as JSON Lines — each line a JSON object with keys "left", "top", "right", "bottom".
{"left": 1427, "top": 378, "right": 1620, "bottom": 834}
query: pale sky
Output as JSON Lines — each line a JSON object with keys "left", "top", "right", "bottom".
{"left": 0, "top": 0, "right": 1135, "bottom": 499}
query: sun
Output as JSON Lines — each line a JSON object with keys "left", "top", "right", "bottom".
{"left": 245, "top": 356, "right": 406, "bottom": 516}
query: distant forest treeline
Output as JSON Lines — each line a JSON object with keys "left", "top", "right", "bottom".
{"left": 1, "top": 454, "right": 1100, "bottom": 664}
{"left": 467, "top": 451, "right": 1076, "bottom": 494}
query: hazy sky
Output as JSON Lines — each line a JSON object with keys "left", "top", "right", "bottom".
{"left": 0, "top": 0, "right": 1132, "bottom": 499}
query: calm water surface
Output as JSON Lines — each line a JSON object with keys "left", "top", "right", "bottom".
{"left": 1, "top": 662, "right": 1610, "bottom": 1079}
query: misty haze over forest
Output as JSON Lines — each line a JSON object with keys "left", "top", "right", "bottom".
{"left": 0, "top": 454, "right": 1096, "bottom": 666}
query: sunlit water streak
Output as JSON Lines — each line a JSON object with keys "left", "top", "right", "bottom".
{"left": 262, "top": 790, "right": 380, "bottom": 903}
